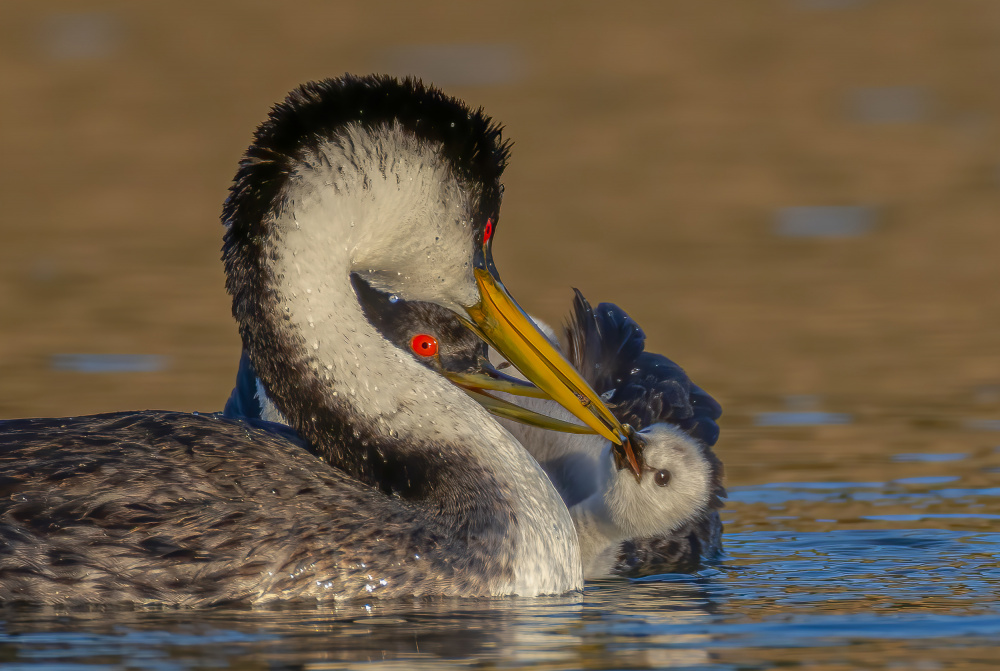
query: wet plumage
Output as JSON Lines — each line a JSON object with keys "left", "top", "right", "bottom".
{"left": 0, "top": 74, "right": 624, "bottom": 605}
{"left": 0, "top": 412, "right": 514, "bottom": 605}
{"left": 230, "top": 285, "right": 726, "bottom": 578}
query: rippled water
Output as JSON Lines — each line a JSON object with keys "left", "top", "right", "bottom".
{"left": 2, "top": 1, "right": 998, "bottom": 667}
{"left": 2, "top": 408, "right": 997, "bottom": 670}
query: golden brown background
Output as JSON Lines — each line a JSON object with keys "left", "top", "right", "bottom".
{"left": 1, "top": 1, "right": 997, "bottom": 498}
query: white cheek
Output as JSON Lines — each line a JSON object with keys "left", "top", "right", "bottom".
{"left": 625, "top": 466, "right": 713, "bottom": 537}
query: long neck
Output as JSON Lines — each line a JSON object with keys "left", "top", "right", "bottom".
{"left": 270, "top": 245, "right": 581, "bottom": 594}
{"left": 226, "top": 125, "right": 581, "bottom": 595}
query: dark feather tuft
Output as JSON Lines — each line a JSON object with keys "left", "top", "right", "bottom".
{"left": 564, "top": 290, "right": 727, "bottom": 577}
{"left": 564, "top": 291, "right": 722, "bottom": 446}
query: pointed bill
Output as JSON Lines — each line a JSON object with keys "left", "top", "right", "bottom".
{"left": 611, "top": 425, "right": 645, "bottom": 481}
{"left": 462, "top": 388, "right": 596, "bottom": 434}
{"left": 444, "top": 369, "right": 551, "bottom": 399}
{"left": 463, "top": 268, "right": 628, "bottom": 445}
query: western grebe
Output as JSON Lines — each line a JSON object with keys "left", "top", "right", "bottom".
{"left": 0, "top": 75, "right": 638, "bottom": 606}
{"left": 227, "top": 285, "right": 725, "bottom": 579}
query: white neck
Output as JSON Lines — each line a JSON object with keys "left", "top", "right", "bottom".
{"left": 570, "top": 493, "right": 627, "bottom": 579}
{"left": 262, "top": 123, "right": 581, "bottom": 595}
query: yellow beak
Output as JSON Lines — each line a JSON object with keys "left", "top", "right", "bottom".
{"left": 444, "top": 370, "right": 551, "bottom": 400}
{"left": 461, "top": 388, "right": 597, "bottom": 434}
{"left": 463, "top": 268, "right": 627, "bottom": 445}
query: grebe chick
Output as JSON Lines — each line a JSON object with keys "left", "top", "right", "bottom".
{"left": 0, "top": 75, "right": 636, "bottom": 606}
{"left": 571, "top": 424, "right": 716, "bottom": 578}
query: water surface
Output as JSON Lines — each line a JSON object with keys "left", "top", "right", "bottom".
{"left": 1, "top": 2, "right": 998, "bottom": 668}
{"left": 3, "top": 406, "right": 997, "bottom": 670}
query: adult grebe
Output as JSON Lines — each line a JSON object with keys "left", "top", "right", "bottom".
{"left": 227, "top": 369, "right": 719, "bottom": 583}
{"left": 227, "top": 285, "right": 725, "bottom": 578}
{"left": 0, "top": 75, "right": 634, "bottom": 606}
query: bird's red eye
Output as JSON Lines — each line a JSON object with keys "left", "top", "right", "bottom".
{"left": 410, "top": 334, "right": 439, "bottom": 357}
{"left": 483, "top": 218, "right": 493, "bottom": 244}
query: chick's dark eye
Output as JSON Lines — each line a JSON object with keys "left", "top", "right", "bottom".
{"left": 654, "top": 469, "right": 671, "bottom": 487}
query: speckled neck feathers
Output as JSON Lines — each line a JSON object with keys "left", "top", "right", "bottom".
{"left": 221, "top": 76, "right": 581, "bottom": 596}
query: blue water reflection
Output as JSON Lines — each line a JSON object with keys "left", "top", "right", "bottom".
{"left": 1, "top": 528, "right": 997, "bottom": 669}
{"left": 2, "top": 406, "right": 999, "bottom": 669}
{"left": 894, "top": 452, "right": 968, "bottom": 462}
